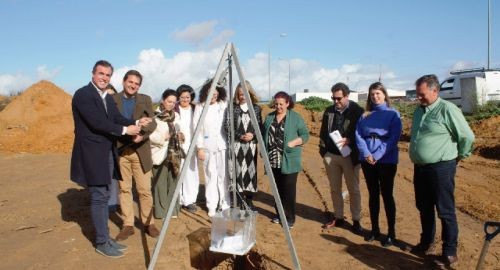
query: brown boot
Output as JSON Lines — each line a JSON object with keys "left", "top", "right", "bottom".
{"left": 115, "top": 226, "right": 134, "bottom": 241}
{"left": 145, "top": 224, "right": 160, "bottom": 238}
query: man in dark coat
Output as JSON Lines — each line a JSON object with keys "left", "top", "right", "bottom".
{"left": 319, "top": 82, "right": 364, "bottom": 233}
{"left": 70, "top": 60, "right": 151, "bottom": 258}
{"left": 113, "top": 70, "right": 158, "bottom": 241}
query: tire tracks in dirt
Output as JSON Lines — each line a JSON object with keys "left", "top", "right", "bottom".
{"left": 302, "top": 164, "right": 330, "bottom": 216}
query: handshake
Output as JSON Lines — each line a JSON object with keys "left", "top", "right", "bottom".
{"left": 126, "top": 117, "right": 153, "bottom": 136}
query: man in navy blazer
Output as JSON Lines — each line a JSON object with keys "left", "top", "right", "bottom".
{"left": 70, "top": 60, "right": 151, "bottom": 258}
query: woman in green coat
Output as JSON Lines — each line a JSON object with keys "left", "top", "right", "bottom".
{"left": 262, "top": 91, "right": 310, "bottom": 228}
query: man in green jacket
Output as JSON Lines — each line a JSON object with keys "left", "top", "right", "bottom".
{"left": 409, "top": 74, "right": 474, "bottom": 268}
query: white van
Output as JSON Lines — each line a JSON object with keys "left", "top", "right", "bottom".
{"left": 439, "top": 68, "right": 500, "bottom": 113}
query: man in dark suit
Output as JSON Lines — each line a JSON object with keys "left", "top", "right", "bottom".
{"left": 70, "top": 60, "right": 151, "bottom": 258}
{"left": 113, "top": 70, "right": 159, "bottom": 241}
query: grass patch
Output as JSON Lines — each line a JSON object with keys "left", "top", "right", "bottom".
{"left": 298, "top": 96, "right": 331, "bottom": 112}
{"left": 465, "top": 101, "right": 500, "bottom": 123}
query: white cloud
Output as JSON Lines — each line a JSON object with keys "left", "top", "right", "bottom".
{"left": 172, "top": 20, "right": 234, "bottom": 49}
{"left": 0, "top": 73, "right": 32, "bottom": 96}
{"left": 449, "top": 60, "right": 477, "bottom": 72}
{"left": 173, "top": 20, "right": 218, "bottom": 46}
{"left": 111, "top": 47, "right": 408, "bottom": 101}
{"left": 110, "top": 47, "right": 225, "bottom": 100}
{"left": 0, "top": 65, "right": 61, "bottom": 96}
{"left": 37, "top": 65, "right": 62, "bottom": 80}
{"left": 208, "top": 29, "right": 235, "bottom": 49}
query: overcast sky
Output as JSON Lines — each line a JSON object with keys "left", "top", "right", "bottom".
{"left": 0, "top": 0, "right": 498, "bottom": 100}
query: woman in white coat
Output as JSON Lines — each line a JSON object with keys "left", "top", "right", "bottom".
{"left": 150, "top": 89, "right": 183, "bottom": 218}
{"left": 175, "top": 84, "right": 199, "bottom": 213}
{"left": 193, "top": 79, "right": 230, "bottom": 217}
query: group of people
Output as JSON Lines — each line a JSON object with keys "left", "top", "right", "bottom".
{"left": 70, "top": 60, "right": 265, "bottom": 258}
{"left": 71, "top": 60, "right": 474, "bottom": 268}
{"left": 317, "top": 76, "right": 474, "bottom": 267}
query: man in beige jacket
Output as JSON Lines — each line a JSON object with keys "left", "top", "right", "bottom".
{"left": 113, "top": 70, "right": 159, "bottom": 240}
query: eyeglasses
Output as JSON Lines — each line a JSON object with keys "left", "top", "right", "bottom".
{"left": 331, "top": 96, "right": 344, "bottom": 102}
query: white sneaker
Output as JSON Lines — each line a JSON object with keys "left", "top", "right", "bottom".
{"left": 208, "top": 209, "right": 216, "bottom": 217}
{"left": 221, "top": 202, "right": 230, "bottom": 210}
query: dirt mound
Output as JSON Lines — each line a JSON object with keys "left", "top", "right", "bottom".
{"left": 0, "top": 95, "right": 12, "bottom": 112}
{"left": 469, "top": 116, "right": 500, "bottom": 159}
{"left": 0, "top": 80, "right": 74, "bottom": 153}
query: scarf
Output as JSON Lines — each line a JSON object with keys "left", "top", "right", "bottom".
{"left": 158, "top": 106, "right": 186, "bottom": 177}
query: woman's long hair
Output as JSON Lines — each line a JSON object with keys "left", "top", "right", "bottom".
{"left": 234, "top": 80, "right": 259, "bottom": 104}
{"left": 365, "top": 82, "right": 391, "bottom": 111}
{"left": 198, "top": 78, "right": 226, "bottom": 103}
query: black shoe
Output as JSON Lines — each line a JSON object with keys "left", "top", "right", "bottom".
{"left": 352, "top": 221, "right": 363, "bottom": 234}
{"left": 271, "top": 217, "right": 281, "bottom": 224}
{"left": 410, "top": 241, "right": 437, "bottom": 255}
{"left": 382, "top": 237, "right": 394, "bottom": 248}
{"left": 365, "top": 231, "right": 380, "bottom": 242}
{"left": 286, "top": 220, "right": 295, "bottom": 229}
{"left": 182, "top": 204, "right": 198, "bottom": 213}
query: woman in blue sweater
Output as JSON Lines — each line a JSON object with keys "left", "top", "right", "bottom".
{"left": 355, "top": 82, "right": 402, "bottom": 247}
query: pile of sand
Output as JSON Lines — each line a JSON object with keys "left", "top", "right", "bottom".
{"left": 469, "top": 115, "right": 500, "bottom": 159}
{"left": 0, "top": 95, "right": 12, "bottom": 112}
{"left": 0, "top": 80, "right": 74, "bottom": 153}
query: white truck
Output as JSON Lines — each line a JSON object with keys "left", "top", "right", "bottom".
{"left": 439, "top": 68, "right": 500, "bottom": 113}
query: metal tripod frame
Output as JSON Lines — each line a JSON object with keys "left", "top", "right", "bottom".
{"left": 147, "top": 42, "right": 301, "bottom": 270}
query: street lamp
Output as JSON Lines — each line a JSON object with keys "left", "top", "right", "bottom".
{"left": 278, "top": 57, "right": 291, "bottom": 92}
{"left": 268, "top": 33, "right": 287, "bottom": 100}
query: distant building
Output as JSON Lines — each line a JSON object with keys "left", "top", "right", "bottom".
{"left": 292, "top": 89, "right": 358, "bottom": 102}
{"left": 406, "top": 89, "right": 416, "bottom": 100}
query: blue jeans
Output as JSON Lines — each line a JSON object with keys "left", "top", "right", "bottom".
{"left": 414, "top": 159, "right": 458, "bottom": 256}
{"left": 88, "top": 151, "right": 114, "bottom": 245}
{"left": 89, "top": 185, "right": 111, "bottom": 245}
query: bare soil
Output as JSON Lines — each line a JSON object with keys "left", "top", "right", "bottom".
{"left": 0, "top": 82, "right": 498, "bottom": 269}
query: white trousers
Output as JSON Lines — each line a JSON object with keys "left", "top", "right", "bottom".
{"left": 179, "top": 154, "right": 200, "bottom": 206}
{"left": 203, "top": 150, "right": 230, "bottom": 212}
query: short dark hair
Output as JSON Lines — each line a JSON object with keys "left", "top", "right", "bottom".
{"left": 92, "top": 60, "right": 113, "bottom": 74}
{"left": 198, "top": 78, "right": 227, "bottom": 103}
{"left": 123, "top": 70, "right": 143, "bottom": 85}
{"left": 161, "top": 89, "right": 177, "bottom": 101}
{"left": 415, "top": 74, "right": 440, "bottom": 91}
{"left": 273, "top": 91, "right": 294, "bottom": 109}
{"left": 176, "top": 84, "right": 195, "bottom": 101}
{"left": 105, "top": 84, "right": 117, "bottom": 94}
{"left": 331, "top": 82, "right": 350, "bottom": 96}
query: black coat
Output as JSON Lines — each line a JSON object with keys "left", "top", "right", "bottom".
{"left": 319, "top": 101, "right": 364, "bottom": 165}
{"left": 70, "top": 82, "right": 135, "bottom": 186}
